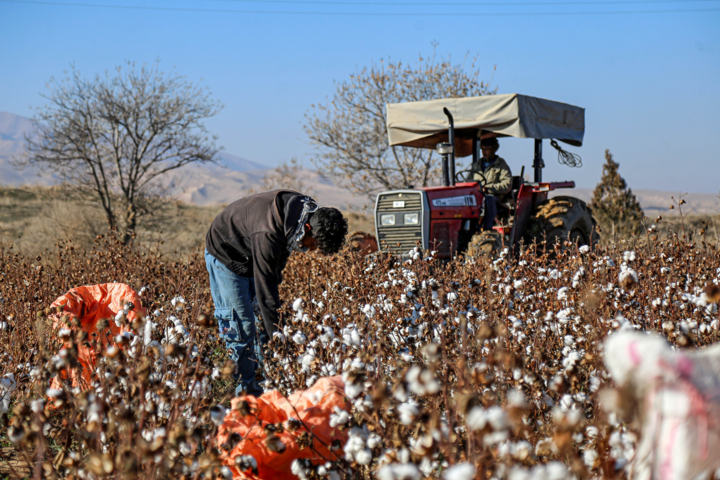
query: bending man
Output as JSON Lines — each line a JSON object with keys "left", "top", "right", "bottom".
{"left": 205, "top": 190, "right": 348, "bottom": 396}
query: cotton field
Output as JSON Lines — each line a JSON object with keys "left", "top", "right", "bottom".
{"left": 1, "top": 231, "right": 719, "bottom": 479}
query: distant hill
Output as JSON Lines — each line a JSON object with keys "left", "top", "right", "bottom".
{"left": 0, "top": 110, "right": 367, "bottom": 210}
{"left": 0, "top": 111, "right": 53, "bottom": 185}
{"left": 551, "top": 188, "right": 720, "bottom": 216}
{"left": 1, "top": 110, "right": 716, "bottom": 214}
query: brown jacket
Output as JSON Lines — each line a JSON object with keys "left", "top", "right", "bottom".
{"left": 468, "top": 156, "right": 512, "bottom": 196}
{"left": 206, "top": 190, "right": 316, "bottom": 335}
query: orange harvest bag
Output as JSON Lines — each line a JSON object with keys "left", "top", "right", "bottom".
{"left": 217, "top": 376, "right": 350, "bottom": 479}
{"left": 50, "top": 283, "right": 144, "bottom": 389}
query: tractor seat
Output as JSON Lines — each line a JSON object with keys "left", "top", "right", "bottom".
{"left": 499, "top": 175, "right": 524, "bottom": 210}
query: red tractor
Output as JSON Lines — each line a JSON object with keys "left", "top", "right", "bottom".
{"left": 375, "top": 93, "right": 598, "bottom": 259}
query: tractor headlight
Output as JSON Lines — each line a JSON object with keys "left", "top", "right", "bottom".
{"left": 380, "top": 214, "right": 396, "bottom": 226}
{"left": 403, "top": 213, "right": 419, "bottom": 225}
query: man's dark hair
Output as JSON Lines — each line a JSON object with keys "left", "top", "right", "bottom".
{"left": 480, "top": 137, "right": 499, "bottom": 148}
{"left": 309, "top": 207, "right": 348, "bottom": 254}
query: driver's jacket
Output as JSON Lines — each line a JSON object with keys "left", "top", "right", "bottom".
{"left": 467, "top": 156, "right": 512, "bottom": 196}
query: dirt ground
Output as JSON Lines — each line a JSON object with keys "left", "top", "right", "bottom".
{"left": 0, "top": 186, "right": 377, "bottom": 256}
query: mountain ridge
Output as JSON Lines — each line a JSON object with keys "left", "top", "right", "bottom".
{"left": 0, "top": 111, "right": 717, "bottom": 214}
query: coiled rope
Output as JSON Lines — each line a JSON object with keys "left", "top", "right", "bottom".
{"left": 550, "top": 139, "right": 582, "bottom": 168}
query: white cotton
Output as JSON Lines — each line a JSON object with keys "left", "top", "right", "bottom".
{"left": 114, "top": 309, "right": 127, "bottom": 326}
{"left": 406, "top": 366, "right": 441, "bottom": 396}
{"left": 355, "top": 449, "right": 373, "bottom": 465}
{"left": 344, "top": 381, "right": 363, "bottom": 399}
{"left": 329, "top": 407, "right": 350, "bottom": 427}
{"left": 292, "top": 298, "right": 305, "bottom": 312}
{"left": 623, "top": 251, "right": 636, "bottom": 262}
{"left": 443, "top": 463, "right": 476, "bottom": 480}
{"left": 362, "top": 304, "right": 376, "bottom": 319}
{"left": 398, "top": 399, "right": 419, "bottom": 425}
{"left": 291, "top": 460, "right": 309, "bottom": 480}
{"left": 584, "top": 448, "right": 598, "bottom": 467}
{"left": 0, "top": 374, "right": 17, "bottom": 414}
{"left": 170, "top": 295, "right": 186, "bottom": 310}
{"left": 466, "top": 406, "right": 487, "bottom": 431}
{"left": 219, "top": 466, "right": 233, "bottom": 480}
{"left": 579, "top": 245, "right": 590, "bottom": 254}
{"left": 31, "top": 399, "right": 44, "bottom": 413}
{"left": 619, "top": 265, "right": 639, "bottom": 284}
{"left": 377, "top": 463, "right": 421, "bottom": 480}
{"left": 292, "top": 331, "right": 307, "bottom": 345}
{"left": 557, "top": 287, "right": 569, "bottom": 301}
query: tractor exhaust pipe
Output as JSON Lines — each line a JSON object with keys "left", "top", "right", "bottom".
{"left": 443, "top": 108, "right": 456, "bottom": 186}
{"left": 437, "top": 143, "right": 452, "bottom": 187}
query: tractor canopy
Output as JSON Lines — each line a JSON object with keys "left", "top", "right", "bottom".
{"left": 386, "top": 93, "right": 585, "bottom": 157}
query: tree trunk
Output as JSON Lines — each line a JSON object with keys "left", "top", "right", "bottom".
{"left": 121, "top": 204, "right": 137, "bottom": 245}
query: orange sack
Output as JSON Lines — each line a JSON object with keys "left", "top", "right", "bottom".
{"left": 217, "top": 376, "right": 350, "bottom": 479}
{"left": 50, "top": 283, "right": 145, "bottom": 389}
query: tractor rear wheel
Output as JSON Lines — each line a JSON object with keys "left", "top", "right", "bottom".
{"left": 465, "top": 230, "right": 503, "bottom": 260}
{"left": 525, "top": 196, "right": 599, "bottom": 250}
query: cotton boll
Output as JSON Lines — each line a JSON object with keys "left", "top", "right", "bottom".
{"left": 557, "top": 287, "right": 569, "bottom": 301}
{"left": 114, "top": 309, "right": 127, "bottom": 326}
{"left": 329, "top": 407, "right": 350, "bottom": 427}
{"left": 343, "top": 379, "right": 363, "bottom": 399}
{"left": 367, "top": 433, "right": 382, "bottom": 449}
{"left": 507, "top": 388, "right": 528, "bottom": 408}
{"left": 292, "top": 331, "right": 307, "bottom": 345}
{"left": 583, "top": 448, "right": 598, "bottom": 467}
{"left": 466, "top": 406, "right": 487, "bottom": 431}
{"left": 355, "top": 449, "right": 373, "bottom": 465}
{"left": 362, "top": 304, "right": 376, "bottom": 319}
{"left": 0, "top": 373, "right": 17, "bottom": 414}
{"left": 170, "top": 295, "right": 186, "bottom": 310}
{"left": 377, "top": 463, "right": 421, "bottom": 480}
{"left": 398, "top": 399, "right": 419, "bottom": 425}
{"left": 292, "top": 298, "right": 305, "bottom": 312}
{"left": 443, "top": 463, "right": 475, "bottom": 480}
{"left": 619, "top": 265, "right": 638, "bottom": 286}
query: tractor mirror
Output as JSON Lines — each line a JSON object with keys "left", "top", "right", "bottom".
{"left": 436, "top": 143, "right": 453, "bottom": 155}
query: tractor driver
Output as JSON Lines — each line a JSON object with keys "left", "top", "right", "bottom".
{"left": 468, "top": 137, "right": 512, "bottom": 231}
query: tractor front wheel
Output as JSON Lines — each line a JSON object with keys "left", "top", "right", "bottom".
{"left": 525, "top": 196, "right": 599, "bottom": 250}
{"left": 465, "top": 230, "right": 503, "bottom": 260}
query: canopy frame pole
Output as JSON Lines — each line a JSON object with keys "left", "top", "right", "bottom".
{"left": 472, "top": 135, "right": 479, "bottom": 166}
{"left": 533, "top": 139, "right": 544, "bottom": 183}
{"left": 443, "top": 108, "right": 456, "bottom": 186}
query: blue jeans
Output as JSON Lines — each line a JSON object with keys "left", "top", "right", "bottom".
{"left": 204, "top": 250, "right": 264, "bottom": 397}
{"left": 483, "top": 195, "right": 498, "bottom": 231}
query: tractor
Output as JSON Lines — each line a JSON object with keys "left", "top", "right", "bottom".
{"left": 374, "top": 93, "right": 598, "bottom": 259}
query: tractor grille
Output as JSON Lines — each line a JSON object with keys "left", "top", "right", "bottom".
{"left": 376, "top": 192, "right": 423, "bottom": 255}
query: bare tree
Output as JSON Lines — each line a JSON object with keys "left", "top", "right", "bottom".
{"left": 248, "top": 157, "right": 315, "bottom": 197}
{"left": 304, "top": 50, "right": 495, "bottom": 200}
{"left": 20, "top": 61, "right": 222, "bottom": 243}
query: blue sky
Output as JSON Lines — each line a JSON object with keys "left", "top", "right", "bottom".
{"left": 1, "top": 0, "right": 719, "bottom": 193}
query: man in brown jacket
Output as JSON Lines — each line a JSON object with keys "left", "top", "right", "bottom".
{"left": 205, "top": 190, "right": 348, "bottom": 396}
{"left": 467, "top": 137, "right": 512, "bottom": 230}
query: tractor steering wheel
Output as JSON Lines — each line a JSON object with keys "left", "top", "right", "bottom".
{"left": 456, "top": 170, "right": 487, "bottom": 187}
{"left": 455, "top": 170, "right": 471, "bottom": 183}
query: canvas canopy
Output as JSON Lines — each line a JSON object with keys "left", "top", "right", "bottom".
{"left": 386, "top": 93, "right": 585, "bottom": 157}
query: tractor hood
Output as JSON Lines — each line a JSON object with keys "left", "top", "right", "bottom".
{"left": 386, "top": 93, "right": 585, "bottom": 157}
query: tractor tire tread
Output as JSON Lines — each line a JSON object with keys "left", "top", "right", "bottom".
{"left": 525, "top": 195, "right": 599, "bottom": 248}
{"left": 466, "top": 230, "right": 503, "bottom": 259}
